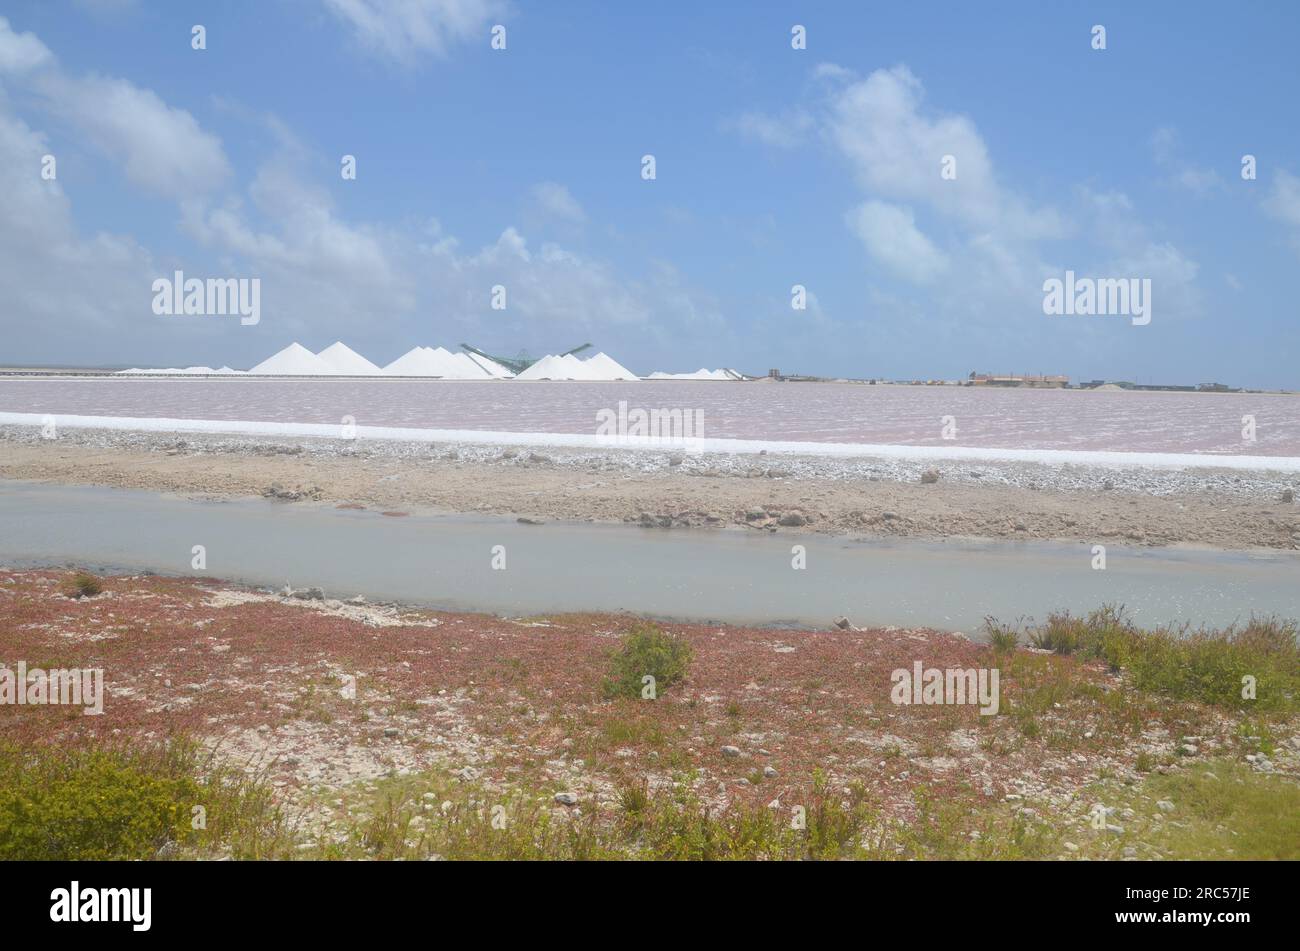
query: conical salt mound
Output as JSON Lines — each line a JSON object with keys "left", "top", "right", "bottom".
{"left": 516, "top": 355, "right": 575, "bottom": 380}
{"left": 581, "top": 352, "right": 639, "bottom": 380}
{"left": 249, "top": 342, "right": 335, "bottom": 375}
{"left": 384, "top": 347, "right": 442, "bottom": 375}
{"left": 316, "top": 341, "right": 383, "bottom": 375}
{"left": 461, "top": 350, "right": 514, "bottom": 378}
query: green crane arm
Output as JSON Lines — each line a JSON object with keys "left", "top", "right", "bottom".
{"left": 459, "top": 343, "right": 594, "bottom": 374}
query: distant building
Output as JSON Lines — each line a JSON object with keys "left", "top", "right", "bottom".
{"left": 968, "top": 371, "right": 1068, "bottom": 388}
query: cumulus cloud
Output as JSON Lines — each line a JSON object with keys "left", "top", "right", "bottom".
{"left": 322, "top": 0, "right": 507, "bottom": 64}
{"left": 847, "top": 201, "right": 947, "bottom": 283}
{"left": 0, "top": 16, "right": 53, "bottom": 73}
{"left": 0, "top": 17, "right": 229, "bottom": 198}
{"left": 824, "top": 65, "right": 1060, "bottom": 241}
{"left": 733, "top": 62, "right": 1205, "bottom": 344}
{"left": 0, "top": 104, "right": 159, "bottom": 358}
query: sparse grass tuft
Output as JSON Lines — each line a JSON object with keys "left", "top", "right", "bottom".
{"left": 983, "top": 616, "right": 1020, "bottom": 653}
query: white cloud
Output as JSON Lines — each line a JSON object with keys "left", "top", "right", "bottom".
{"left": 0, "top": 18, "right": 229, "bottom": 198}
{"left": 733, "top": 63, "right": 1066, "bottom": 307}
{"left": 322, "top": 0, "right": 507, "bottom": 64}
{"left": 0, "top": 104, "right": 157, "bottom": 352}
{"left": 0, "top": 16, "right": 53, "bottom": 73}
{"left": 1265, "top": 169, "right": 1300, "bottom": 228}
{"left": 847, "top": 201, "right": 947, "bottom": 283}
{"left": 1150, "top": 126, "right": 1221, "bottom": 195}
{"left": 44, "top": 74, "right": 230, "bottom": 197}
{"left": 530, "top": 181, "right": 586, "bottom": 224}
{"left": 725, "top": 109, "right": 813, "bottom": 149}
{"left": 824, "top": 66, "right": 1062, "bottom": 241}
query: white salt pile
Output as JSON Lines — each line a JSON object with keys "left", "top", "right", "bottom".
{"left": 248, "top": 342, "right": 335, "bottom": 375}
{"left": 582, "top": 352, "right": 639, "bottom": 380}
{"left": 516, "top": 352, "right": 639, "bottom": 381}
{"left": 514, "top": 354, "right": 575, "bottom": 380}
{"left": 116, "top": 365, "right": 246, "bottom": 376}
{"left": 118, "top": 342, "right": 649, "bottom": 380}
{"left": 316, "top": 341, "right": 384, "bottom": 375}
{"left": 383, "top": 347, "right": 439, "bottom": 376}
{"left": 462, "top": 351, "right": 514, "bottom": 378}
{"left": 384, "top": 347, "right": 512, "bottom": 379}
{"left": 647, "top": 368, "right": 742, "bottom": 381}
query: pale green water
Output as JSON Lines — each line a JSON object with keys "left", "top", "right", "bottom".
{"left": 0, "top": 480, "right": 1296, "bottom": 632}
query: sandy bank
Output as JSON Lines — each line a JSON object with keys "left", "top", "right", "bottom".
{"left": 2, "top": 425, "right": 1299, "bottom": 550}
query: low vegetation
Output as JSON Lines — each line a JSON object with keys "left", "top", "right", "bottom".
{"left": 65, "top": 570, "right": 103, "bottom": 599}
{"left": 985, "top": 606, "right": 1300, "bottom": 712}
{"left": 0, "top": 739, "right": 288, "bottom": 860}
{"left": 600, "top": 622, "right": 694, "bottom": 700}
{"left": 1072, "top": 760, "right": 1300, "bottom": 861}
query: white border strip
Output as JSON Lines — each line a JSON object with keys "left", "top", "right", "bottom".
{"left": 3, "top": 411, "right": 1299, "bottom": 471}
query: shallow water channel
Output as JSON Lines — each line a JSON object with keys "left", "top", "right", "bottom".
{"left": 1, "top": 480, "right": 1296, "bottom": 633}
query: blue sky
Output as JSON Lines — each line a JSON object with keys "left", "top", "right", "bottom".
{"left": 1, "top": 0, "right": 1298, "bottom": 386}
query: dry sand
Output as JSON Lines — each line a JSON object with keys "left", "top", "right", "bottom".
{"left": 2, "top": 428, "right": 1299, "bottom": 550}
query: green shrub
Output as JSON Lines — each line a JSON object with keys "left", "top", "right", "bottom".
{"left": 601, "top": 623, "right": 693, "bottom": 699}
{"left": 66, "top": 571, "right": 103, "bottom": 599}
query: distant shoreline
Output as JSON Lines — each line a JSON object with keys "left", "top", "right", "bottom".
{"left": 0, "top": 369, "right": 1294, "bottom": 395}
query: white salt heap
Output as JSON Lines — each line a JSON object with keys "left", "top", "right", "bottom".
{"left": 647, "top": 368, "right": 741, "bottom": 381}
{"left": 462, "top": 351, "right": 514, "bottom": 378}
{"left": 582, "top": 352, "right": 639, "bottom": 380}
{"left": 516, "top": 352, "right": 639, "bottom": 381}
{"left": 316, "top": 341, "right": 384, "bottom": 375}
{"left": 514, "top": 354, "right": 575, "bottom": 380}
{"left": 384, "top": 347, "right": 513, "bottom": 379}
{"left": 248, "top": 342, "right": 335, "bottom": 375}
{"left": 118, "top": 342, "right": 650, "bottom": 380}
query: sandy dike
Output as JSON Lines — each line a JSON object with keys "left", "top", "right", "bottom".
{"left": 2, "top": 426, "right": 1299, "bottom": 551}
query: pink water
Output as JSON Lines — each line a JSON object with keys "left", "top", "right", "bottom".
{"left": 2, "top": 379, "right": 1298, "bottom": 456}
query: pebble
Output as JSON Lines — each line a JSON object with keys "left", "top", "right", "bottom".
{"left": 721, "top": 745, "right": 741, "bottom": 758}
{"left": 763, "top": 765, "right": 778, "bottom": 778}
{"left": 553, "top": 792, "right": 578, "bottom": 806}
{"left": 1156, "top": 799, "right": 1175, "bottom": 812}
